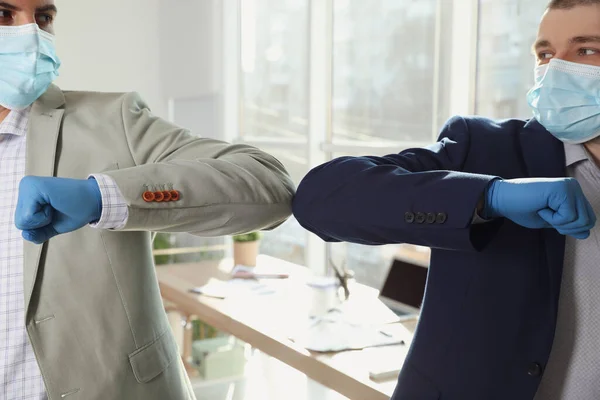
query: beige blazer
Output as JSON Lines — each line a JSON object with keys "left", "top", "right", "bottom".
{"left": 23, "top": 85, "right": 294, "bottom": 400}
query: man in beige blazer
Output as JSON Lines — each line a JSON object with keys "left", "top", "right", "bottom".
{"left": 0, "top": 1, "right": 294, "bottom": 399}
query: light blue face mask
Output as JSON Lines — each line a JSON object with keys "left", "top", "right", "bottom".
{"left": 0, "top": 23, "right": 61, "bottom": 110}
{"left": 527, "top": 59, "right": 600, "bottom": 144}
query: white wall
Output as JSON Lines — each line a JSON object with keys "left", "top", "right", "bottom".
{"left": 54, "top": 0, "right": 166, "bottom": 118}
{"left": 158, "top": 0, "right": 221, "bottom": 99}
{"left": 158, "top": 0, "right": 223, "bottom": 139}
{"left": 53, "top": 0, "right": 223, "bottom": 127}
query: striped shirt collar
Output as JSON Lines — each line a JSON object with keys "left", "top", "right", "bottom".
{"left": 0, "top": 107, "right": 30, "bottom": 136}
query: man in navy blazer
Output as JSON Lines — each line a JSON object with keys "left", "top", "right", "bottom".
{"left": 293, "top": 1, "right": 600, "bottom": 399}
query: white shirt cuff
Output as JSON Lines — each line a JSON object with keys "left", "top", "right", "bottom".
{"left": 89, "top": 174, "right": 129, "bottom": 230}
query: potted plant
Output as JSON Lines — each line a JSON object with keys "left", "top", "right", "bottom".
{"left": 232, "top": 232, "right": 261, "bottom": 267}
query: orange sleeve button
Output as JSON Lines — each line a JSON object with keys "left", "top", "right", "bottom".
{"left": 143, "top": 191, "right": 155, "bottom": 202}
{"left": 162, "top": 191, "right": 172, "bottom": 202}
{"left": 170, "top": 190, "right": 180, "bottom": 201}
{"left": 154, "top": 191, "right": 165, "bottom": 202}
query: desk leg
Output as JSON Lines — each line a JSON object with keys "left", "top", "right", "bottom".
{"left": 166, "top": 306, "right": 197, "bottom": 377}
{"left": 182, "top": 314, "right": 197, "bottom": 375}
{"left": 166, "top": 308, "right": 184, "bottom": 354}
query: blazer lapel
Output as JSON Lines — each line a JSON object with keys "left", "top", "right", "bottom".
{"left": 519, "top": 119, "right": 566, "bottom": 179}
{"left": 23, "top": 84, "right": 65, "bottom": 316}
{"left": 519, "top": 119, "right": 567, "bottom": 315}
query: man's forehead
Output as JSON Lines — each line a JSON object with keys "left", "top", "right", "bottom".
{"left": 536, "top": 7, "right": 600, "bottom": 44}
{"left": 540, "top": 6, "right": 600, "bottom": 31}
{"left": 2, "top": 0, "right": 56, "bottom": 9}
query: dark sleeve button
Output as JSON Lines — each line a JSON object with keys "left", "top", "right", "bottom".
{"left": 162, "top": 191, "right": 172, "bottom": 202}
{"left": 415, "top": 212, "right": 426, "bottom": 224}
{"left": 405, "top": 212, "right": 415, "bottom": 224}
{"left": 436, "top": 212, "right": 448, "bottom": 224}
{"left": 426, "top": 213, "right": 436, "bottom": 224}
{"left": 527, "top": 362, "right": 543, "bottom": 377}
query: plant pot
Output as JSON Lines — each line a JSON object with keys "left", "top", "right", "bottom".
{"left": 233, "top": 241, "right": 259, "bottom": 267}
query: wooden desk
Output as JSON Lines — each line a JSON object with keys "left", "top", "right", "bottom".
{"left": 157, "top": 255, "right": 416, "bottom": 400}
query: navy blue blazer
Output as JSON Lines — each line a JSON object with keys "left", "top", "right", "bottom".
{"left": 292, "top": 116, "right": 568, "bottom": 400}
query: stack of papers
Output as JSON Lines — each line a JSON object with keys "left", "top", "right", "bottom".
{"left": 334, "top": 296, "right": 401, "bottom": 325}
{"left": 291, "top": 307, "right": 408, "bottom": 353}
{"left": 189, "top": 265, "right": 290, "bottom": 299}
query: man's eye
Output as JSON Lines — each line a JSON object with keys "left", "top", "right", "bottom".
{"left": 538, "top": 52, "right": 553, "bottom": 60}
{"left": 0, "top": 9, "right": 14, "bottom": 20}
{"left": 578, "top": 48, "right": 598, "bottom": 56}
{"left": 36, "top": 13, "right": 53, "bottom": 25}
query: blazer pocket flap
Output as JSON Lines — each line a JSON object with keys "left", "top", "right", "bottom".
{"left": 129, "top": 330, "right": 178, "bottom": 383}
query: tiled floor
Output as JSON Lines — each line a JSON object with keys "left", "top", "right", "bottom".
{"left": 192, "top": 350, "right": 350, "bottom": 400}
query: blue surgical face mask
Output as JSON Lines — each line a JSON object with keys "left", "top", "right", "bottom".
{"left": 527, "top": 59, "right": 600, "bottom": 144}
{"left": 0, "top": 23, "right": 61, "bottom": 110}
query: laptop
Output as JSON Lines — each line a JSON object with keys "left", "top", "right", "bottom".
{"left": 378, "top": 257, "right": 429, "bottom": 319}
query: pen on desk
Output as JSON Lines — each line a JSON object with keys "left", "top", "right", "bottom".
{"left": 188, "top": 288, "right": 226, "bottom": 299}
{"left": 231, "top": 271, "right": 289, "bottom": 280}
{"left": 252, "top": 274, "right": 288, "bottom": 279}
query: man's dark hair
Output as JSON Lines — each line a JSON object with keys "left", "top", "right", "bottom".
{"left": 548, "top": 0, "right": 600, "bottom": 9}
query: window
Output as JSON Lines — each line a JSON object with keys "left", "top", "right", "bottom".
{"left": 228, "top": 0, "right": 550, "bottom": 288}
{"left": 240, "top": 0, "right": 309, "bottom": 141}
{"left": 332, "top": 0, "right": 452, "bottom": 146}
{"left": 475, "top": 0, "right": 549, "bottom": 119}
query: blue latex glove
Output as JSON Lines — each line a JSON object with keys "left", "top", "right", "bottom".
{"left": 484, "top": 178, "right": 596, "bottom": 240}
{"left": 15, "top": 176, "right": 102, "bottom": 244}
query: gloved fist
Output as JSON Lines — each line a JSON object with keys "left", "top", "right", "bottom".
{"left": 484, "top": 178, "right": 596, "bottom": 239}
{"left": 15, "top": 176, "right": 102, "bottom": 244}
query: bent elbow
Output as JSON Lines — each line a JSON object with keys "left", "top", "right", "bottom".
{"left": 292, "top": 175, "right": 326, "bottom": 234}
